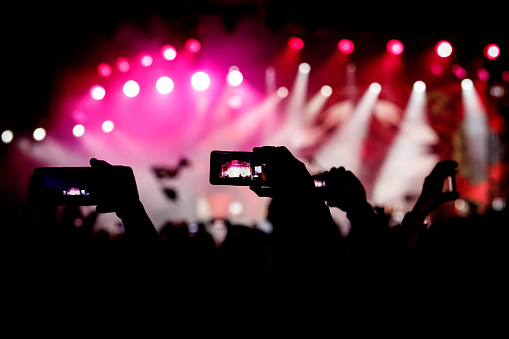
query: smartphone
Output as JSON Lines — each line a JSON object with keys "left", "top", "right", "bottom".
{"left": 442, "top": 175, "right": 456, "bottom": 193}
{"left": 31, "top": 167, "right": 102, "bottom": 206}
{"left": 209, "top": 151, "right": 270, "bottom": 186}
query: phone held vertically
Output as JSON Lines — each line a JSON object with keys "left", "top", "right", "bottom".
{"left": 209, "top": 150, "right": 270, "bottom": 186}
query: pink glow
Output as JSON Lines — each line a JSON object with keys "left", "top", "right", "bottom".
{"left": 185, "top": 38, "right": 201, "bottom": 53}
{"left": 386, "top": 39, "right": 404, "bottom": 55}
{"left": 97, "top": 63, "right": 112, "bottom": 77}
{"left": 436, "top": 41, "right": 452, "bottom": 58}
{"left": 452, "top": 64, "right": 467, "bottom": 79}
{"left": 89, "top": 85, "right": 106, "bottom": 100}
{"left": 117, "top": 57, "right": 130, "bottom": 72}
{"left": 161, "top": 44, "right": 177, "bottom": 60}
{"left": 140, "top": 54, "right": 153, "bottom": 66}
{"left": 288, "top": 37, "right": 304, "bottom": 50}
{"left": 338, "top": 39, "right": 354, "bottom": 54}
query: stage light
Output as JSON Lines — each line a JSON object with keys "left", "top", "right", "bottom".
{"left": 185, "top": 38, "right": 201, "bottom": 53}
{"left": 73, "top": 124, "right": 85, "bottom": 137}
{"left": 228, "top": 95, "right": 242, "bottom": 108}
{"left": 413, "top": 81, "right": 426, "bottom": 92}
{"left": 288, "top": 36, "right": 304, "bottom": 50}
{"left": 227, "top": 67, "right": 243, "bottom": 86}
{"left": 490, "top": 85, "right": 505, "bottom": 98}
{"left": 502, "top": 71, "right": 509, "bottom": 82}
{"left": 461, "top": 78, "right": 473, "bottom": 90}
{"left": 123, "top": 80, "right": 140, "bottom": 97}
{"left": 477, "top": 68, "right": 490, "bottom": 81}
{"left": 436, "top": 41, "right": 452, "bottom": 58}
{"left": 277, "top": 86, "right": 289, "bottom": 98}
{"left": 386, "top": 39, "right": 404, "bottom": 55}
{"left": 321, "top": 85, "right": 333, "bottom": 97}
{"left": 97, "top": 63, "right": 112, "bottom": 77}
{"left": 369, "top": 82, "right": 382, "bottom": 94}
{"left": 33, "top": 127, "right": 46, "bottom": 141}
{"left": 484, "top": 43, "right": 500, "bottom": 60}
{"left": 161, "top": 44, "right": 177, "bottom": 60}
{"left": 452, "top": 64, "right": 467, "bottom": 79}
{"left": 338, "top": 39, "right": 354, "bottom": 54}
{"left": 156, "top": 76, "right": 174, "bottom": 94}
{"left": 140, "top": 54, "right": 153, "bottom": 67}
{"left": 102, "top": 120, "right": 114, "bottom": 133}
{"left": 228, "top": 201, "right": 244, "bottom": 216}
{"left": 298, "top": 62, "right": 311, "bottom": 74}
{"left": 191, "top": 72, "right": 210, "bottom": 91}
{"left": 116, "top": 57, "right": 130, "bottom": 72}
{"left": 89, "top": 85, "right": 105, "bottom": 100}
{"left": 1, "top": 130, "right": 13, "bottom": 144}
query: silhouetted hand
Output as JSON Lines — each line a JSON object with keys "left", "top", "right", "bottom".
{"left": 90, "top": 158, "right": 158, "bottom": 238}
{"left": 412, "top": 159, "right": 459, "bottom": 222}
{"left": 90, "top": 158, "right": 140, "bottom": 214}
{"left": 322, "top": 166, "right": 368, "bottom": 213}
{"left": 249, "top": 146, "right": 315, "bottom": 202}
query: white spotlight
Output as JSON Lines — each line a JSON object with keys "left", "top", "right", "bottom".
{"left": 369, "top": 82, "right": 382, "bottom": 94}
{"left": 102, "top": 120, "right": 114, "bottom": 133}
{"left": 156, "top": 76, "right": 174, "bottom": 94}
{"left": 298, "top": 62, "right": 311, "bottom": 74}
{"left": 72, "top": 124, "right": 85, "bottom": 137}
{"left": 1, "top": 130, "right": 13, "bottom": 144}
{"left": 191, "top": 72, "right": 211, "bottom": 91}
{"left": 277, "top": 86, "right": 289, "bottom": 98}
{"left": 33, "top": 127, "right": 46, "bottom": 141}
{"left": 461, "top": 78, "right": 474, "bottom": 90}
{"left": 320, "top": 85, "right": 333, "bottom": 97}
{"left": 227, "top": 67, "right": 243, "bottom": 87}
{"left": 413, "top": 81, "right": 426, "bottom": 93}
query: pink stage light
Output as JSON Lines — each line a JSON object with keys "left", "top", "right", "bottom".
{"left": 191, "top": 72, "right": 210, "bottom": 91}
{"left": 123, "top": 80, "right": 140, "bottom": 97}
{"left": 288, "top": 37, "right": 304, "bottom": 50}
{"left": 97, "top": 63, "right": 112, "bottom": 77}
{"left": 452, "top": 64, "right": 467, "bottom": 79}
{"left": 338, "top": 39, "right": 354, "bottom": 54}
{"left": 89, "top": 85, "right": 106, "bottom": 100}
{"left": 227, "top": 67, "right": 243, "bottom": 86}
{"left": 156, "top": 76, "right": 174, "bottom": 94}
{"left": 484, "top": 44, "right": 500, "bottom": 60}
{"left": 140, "top": 54, "right": 153, "bottom": 67}
{"left": 386, "top": 39, "right": 404, "bottom": 55}
{"left": 161, "top": 44, "right": 177, "bottom": 60}
{"left": 436, "top": 41, "right": 452, "bottom": 58}
{"left": 116, "top": 57, "right": 130, "bottom": 72}
{"left": 185, "top": 38, "right": 201, "bottom": 53}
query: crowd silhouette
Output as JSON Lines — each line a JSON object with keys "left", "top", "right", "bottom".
{"left": 3, "top": 146, "right": 507, "bottom": 336}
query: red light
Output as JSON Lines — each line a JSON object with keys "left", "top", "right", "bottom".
{"left": 288, "top": 37, "right": 304, "bottom": 50}
{"left": 435, "top": 41, "right": 452, "bottom": 58}
{"left": 185, "top": 38, "right": 201, "bottom": 53}
{"left": 338, "top": 39, "right": 354, "bottom": 54}
{"left": 97, "top": 63, "right": 112, "bottom": 77}
{"left": 116, "top": 57, "right": 130, "bottom": 72}
{"left": 386, "top": 39, "right": 404, "bottom": 55}
{"left": 484, "top": 44, "right": 500, "bottom": 60}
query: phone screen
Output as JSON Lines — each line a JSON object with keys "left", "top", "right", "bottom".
{"left": 209, "top": 151, "right": 269, "bottom": 186}
{"left": 32, "top": 167, "right": 100, "bottom": 205}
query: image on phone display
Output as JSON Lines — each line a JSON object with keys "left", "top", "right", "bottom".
{"left": 209, "top": 151, "right": 269, "bottom": 186}
{"left": 32, "top": 167, "right": 100, "bottom": 205}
